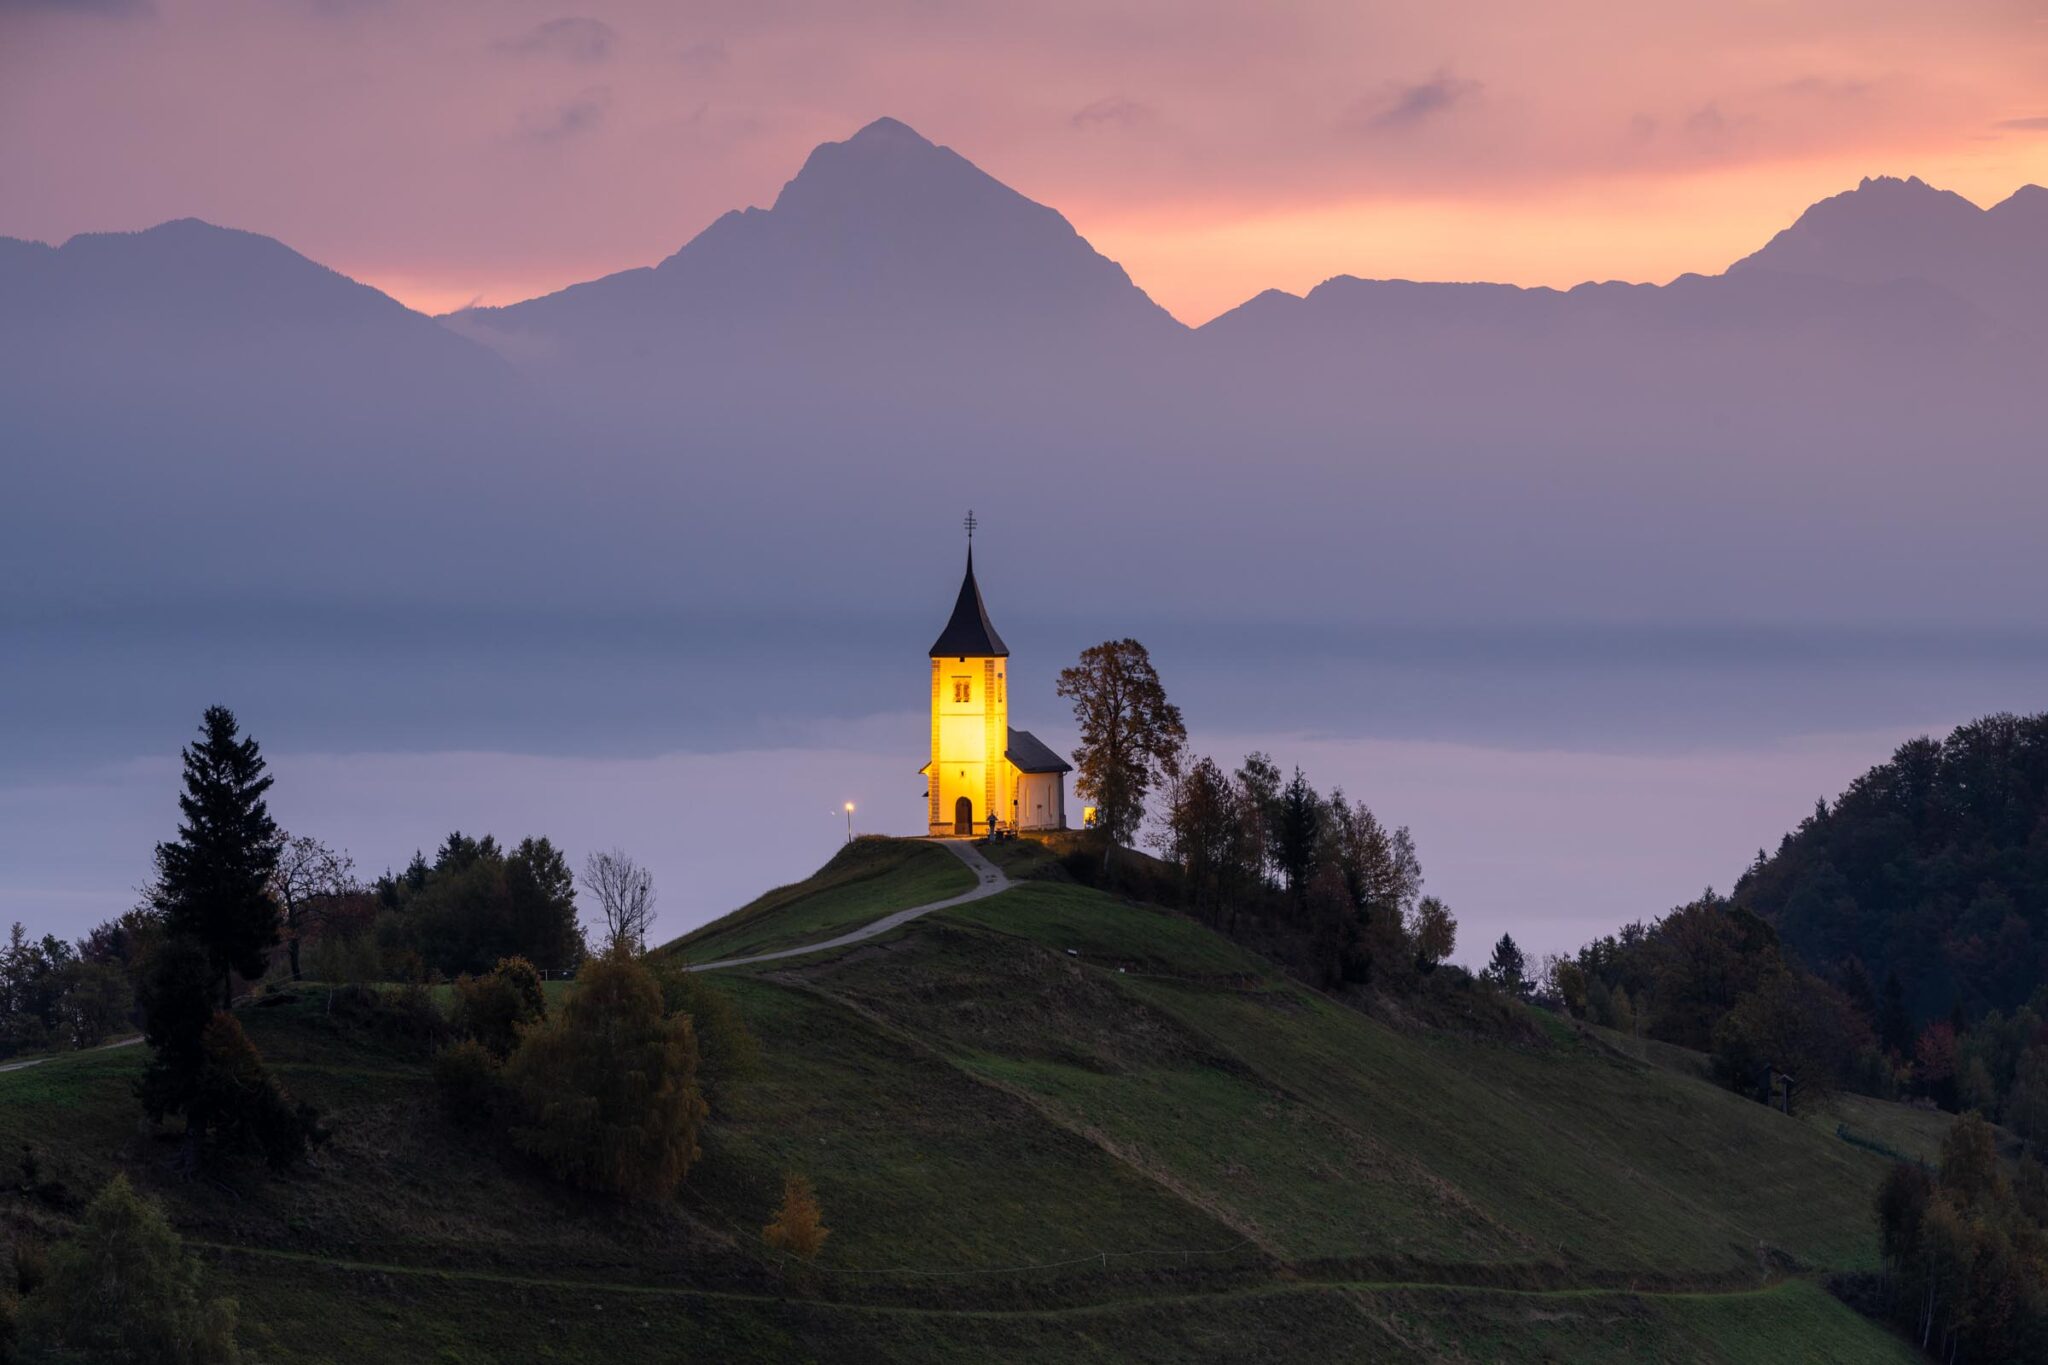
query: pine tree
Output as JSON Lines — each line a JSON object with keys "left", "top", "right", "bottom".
{"left": 1484, "top": 933, "right": 1530, "bottom": 999}
{"left": 155, "top": 707, "right": 282, "bottom": 1008}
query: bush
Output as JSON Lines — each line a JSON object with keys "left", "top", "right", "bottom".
{"left": 432, "top": 1038, "right": 504, "bottom": 1129}
{"left": 657, "top": 968, "right": 759, "bottom": 1108}
{"left": 17, "top": 1173, "right": 240, "bottom": 1363}
{"left": 503, "top": 950, "right": 707, "bottom": 1199}
{"left": 453, "top": 956, "right": 547, "bottom": 1059}
{"left": 191, "top": 1013, "right": 319, "bottom": 1169}
{"left": 762, "top": 1172, "right": 830, "bottom": 1262}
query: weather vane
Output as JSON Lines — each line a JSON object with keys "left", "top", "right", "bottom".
{"left": 964, "top": 509, "right": 977, "bottom": 544}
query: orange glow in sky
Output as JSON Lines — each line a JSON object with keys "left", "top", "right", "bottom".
{"left": 4, "top": 1, "right": 2046, "bottom": 324}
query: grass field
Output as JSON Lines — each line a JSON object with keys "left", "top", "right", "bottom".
{"left": 1, "top": 838, "right": 1937, "bottom": 1362}
{"left": 657, "top": 836, "right": 973, "bottom": 963}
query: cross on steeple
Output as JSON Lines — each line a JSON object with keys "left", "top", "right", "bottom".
{"left": 964, "top": 509, "right": 977, "bottom": 544}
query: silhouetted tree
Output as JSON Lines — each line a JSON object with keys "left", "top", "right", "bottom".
{"left": 270, "top": 834, "right": 356, "bottom": 982}
{"left": 154, "top": 707, "right": 281, "bottom": 1009}
{"left": 1274, "top": 768, "right": 1322, "bottom": 908}
{"left": 1484, "top": 934, "right": 1529, "bottom": 999}
{"left": 579, "top": 849, "right": 657, "bottom": 954}
{"left": 1056, "top": 639, "right": 1186, "bottom": 851}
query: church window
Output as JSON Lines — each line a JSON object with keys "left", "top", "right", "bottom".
{"left": 952, "top": 677, "right": 971, "bottom": 703}
{"left": 995, "top": 674, "right": 1005, "bottom": 703}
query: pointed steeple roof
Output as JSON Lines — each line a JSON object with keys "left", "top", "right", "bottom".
{"left": 929, "top": 546, "right": 1009, "bottom": 657}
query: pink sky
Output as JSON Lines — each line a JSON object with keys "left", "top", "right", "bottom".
{"left": 4, "top": 0, "right": 2046, "bottom": 323}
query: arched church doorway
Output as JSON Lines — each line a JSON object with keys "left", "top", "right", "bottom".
{"left": 954, "top": 796, "right": 973, "bottom": 836}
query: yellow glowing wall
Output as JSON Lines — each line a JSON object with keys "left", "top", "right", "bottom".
{"left": 928, "top": 654, "right": 1008, "bottom": 834}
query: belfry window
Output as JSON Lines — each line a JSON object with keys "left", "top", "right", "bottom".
{"left": 952, "top": 677, "right": 971, "bottom": 704}
{"left": 995, "top": 673, "right": 1005, "bottom": 703}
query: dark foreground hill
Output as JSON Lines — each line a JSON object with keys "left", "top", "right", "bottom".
{"left": 0, "top": 839, "right": 1932, "bottom": 1362}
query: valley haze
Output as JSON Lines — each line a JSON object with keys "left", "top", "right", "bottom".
{"left": 2, "top": 116, "right": 2044, "bottom": 967}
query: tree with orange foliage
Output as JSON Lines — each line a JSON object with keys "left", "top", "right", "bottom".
{"left": 762, "top": 1173, "right": 830, "bottom": 1262}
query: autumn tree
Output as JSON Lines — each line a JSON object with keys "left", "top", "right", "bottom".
{"left": 270, "top": 834, "right": 356, "bottom": 982}
{"left": 452, "top": 956, "right": 548, "bottom": 1059}
{"left": 579, "top": 849, "right": 657, "bottom": 955}
{"left": 504, "top": 949, "right": 707, "bottom": 1199}
{"left": 762, "top": 1172, "right": 830, "bottom": 1261}
{"left": 1411, "top": 896, "right": 1457, "bottom": 972}
{"left": 154, "top": 706, "right": 282, "bottom": 1009}
{"left": 1056, "top": 639, "right": 1186, "bottom": 851}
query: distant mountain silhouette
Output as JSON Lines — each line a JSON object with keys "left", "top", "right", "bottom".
{"left": 1729, "top": 174, "right": 2048, "bottom": 330}
{"left": 4, "top": 119, "right": 2046, "bottom": 632}
{"left": 445, "top": 117, "right": 1180, "bottom": 387}
{"left": 0, "top": 217, "right": 519, "bottom": 429}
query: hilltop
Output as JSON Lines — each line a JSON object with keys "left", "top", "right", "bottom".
{"left": 0, "top": 836, "right": 1937, "bottom": 1362}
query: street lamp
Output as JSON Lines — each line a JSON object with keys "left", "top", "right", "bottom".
{"left": 844, "top": 801, "right": 855, "bottom": 844}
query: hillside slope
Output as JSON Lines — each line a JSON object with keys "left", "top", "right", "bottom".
{"left": 0, "top": 840, "right": 1929, "bottom": 1362}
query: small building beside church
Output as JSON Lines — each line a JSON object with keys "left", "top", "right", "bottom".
{"left": 921, "top": 538, "right": 1071, "bottom": 836}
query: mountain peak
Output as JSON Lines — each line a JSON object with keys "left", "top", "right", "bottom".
{"left": 843, "top": 116, "right": 933, "bottom": 149}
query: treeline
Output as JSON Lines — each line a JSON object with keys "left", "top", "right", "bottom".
{"left": 1737, "top": 713, "right": 2048, "bottom": 1032}
{"left": 0, "top": 920, "right": 137, "bottom": 1058}
{"left": 1863, "top": 1115, "right": 2048, "bottom": 1363}
{"left": 1556, "top": 894, "right": 1880, "bottom": 1113}
{"left": 1056, "top": 640, "right": 1492, "bottom": 1014}
{"left": 1157, "top": 752, "right": 1461, "bottom": 994}
{"left": 1553, "top": 712, "right": 2048, "bottom": 1130}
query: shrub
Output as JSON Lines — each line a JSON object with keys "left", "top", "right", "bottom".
{"left": 657, "top": 968, "right": 759, "bottom": 1107}
{"left": 18, "top": 1173, "right": 240, "bottom": 1363}
{"left": 453, "top": 957, "right": 547, "bottom": 1059}
{"left": 432, "top": 1038, "right": 504, "bottom": 1128}
{"left": 191, "top": 1013, "right": 318, "bottom": 1169}
{"left": 503, "top": 950, "right": 707, "bottom": 1199}
{"left": 762, "top": 1173, "right": 830, "bottom": 1262}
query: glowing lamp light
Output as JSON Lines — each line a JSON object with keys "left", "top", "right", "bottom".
{"left": 843, "top": 801, "right": 856, "bottom": 844}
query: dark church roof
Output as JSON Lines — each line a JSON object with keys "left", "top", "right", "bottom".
{"left": 929, "top": 547, "right": 1009, "bottom": 658}
{"left": 1006, "top": 727, "right": 1072, "bottom": 774}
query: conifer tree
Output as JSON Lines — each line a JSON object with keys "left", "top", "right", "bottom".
{"left": 155, "top": 707, "right": 282, "bottom": 1008}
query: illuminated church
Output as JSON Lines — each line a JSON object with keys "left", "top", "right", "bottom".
{"left": 921, "top": 525, "right": 1071, "bottom": 836}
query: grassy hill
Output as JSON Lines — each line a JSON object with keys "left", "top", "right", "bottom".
{"left": 0, "top": 838, "right": 1935, "bottom": 1363}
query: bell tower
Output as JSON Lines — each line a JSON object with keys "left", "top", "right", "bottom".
{"left": 927, "top": 512, "right": 1009, "bottom": 836}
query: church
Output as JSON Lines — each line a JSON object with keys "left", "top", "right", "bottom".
{"left": 921, "top": 525, "right": 1071, "bottom": 837}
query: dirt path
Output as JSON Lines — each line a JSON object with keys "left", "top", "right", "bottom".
{"left": 0, "top": 1032, "right": 143, "bottom": 1075}
{"left": 687, "top": 839, "right": 1009, "bottom": 973}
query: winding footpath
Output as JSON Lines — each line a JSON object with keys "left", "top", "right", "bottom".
{"left": 686, "top": 838, "right": 1010, "bottom": 973}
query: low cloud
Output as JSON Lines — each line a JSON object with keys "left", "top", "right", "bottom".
{"left": 1071, "top": 96, "right": 1152, "bottom": 131}
{"left": 1996, "top": 115, "right": 2048, "bottom": 131}
{"left": 1347, "top": 69, "right": 1481, "bottom": 134}
{"left": 495, "top": 16, "right": 616, "bottom": 63}
{"left": 517, "top": 85, "right": 610, "bottom": 142}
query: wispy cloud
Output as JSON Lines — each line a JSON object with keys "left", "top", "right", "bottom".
{"left": 517, "top": 85, "right": 610, "bottom": 142}
{"left": 495, "top": 16, "right": 616, "bottom": 63}
{"left": 1347, "top": 69, "right": 1480, "bottom": 134}
{"left": 1995, "top": 115, "right": 2048, "bottom": 131}
{"left": 1071, "top": 96, "right": 1152, "bottom": 131}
